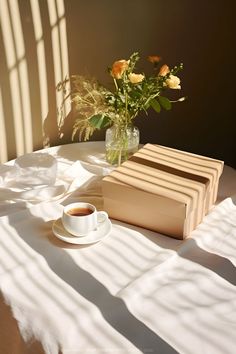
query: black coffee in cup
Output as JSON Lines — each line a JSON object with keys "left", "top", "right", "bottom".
{"left": 67, "top": 207, "right": 93, "bottom": 217}
{"left": 62, "top": 202, "right": 108, "bottom": 236}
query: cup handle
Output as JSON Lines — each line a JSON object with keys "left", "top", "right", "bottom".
{"left": 97, "top": 211, "right": 108, "bottom": 223}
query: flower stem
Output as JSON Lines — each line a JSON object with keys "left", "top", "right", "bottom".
{"left": 113, "top": 78, "right": 119, "bottom": 91}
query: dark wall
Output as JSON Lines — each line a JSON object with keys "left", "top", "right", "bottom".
{"left": 64, "top": 0, "right": 236, "bottom": 167}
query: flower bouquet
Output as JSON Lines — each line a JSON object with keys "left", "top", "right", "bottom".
{"left": 57, "top": 52, "right": 185, "bottom": 165}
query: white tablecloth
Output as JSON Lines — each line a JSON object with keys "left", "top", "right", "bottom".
{"left": 0, "top": 142, "right": 236, "bottom": 354}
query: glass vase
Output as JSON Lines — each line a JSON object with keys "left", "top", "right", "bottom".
{"left": 105, "top": 124, "right": 140, "bottom": 166}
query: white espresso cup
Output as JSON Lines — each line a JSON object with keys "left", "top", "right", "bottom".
{"left": 62, "top": 202, "right": 108, "bottom": 237}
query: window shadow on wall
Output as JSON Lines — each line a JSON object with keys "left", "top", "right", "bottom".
{"left": 0, "top": 0, "right": 70, "bottom": 163}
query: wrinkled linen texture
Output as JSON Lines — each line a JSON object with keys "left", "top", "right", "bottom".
{"left": 0, "top": 143, "right": 236, "bottom": 354}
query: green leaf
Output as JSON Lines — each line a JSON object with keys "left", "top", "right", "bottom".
{"left": 150, "top": 99, "right": 161, "bottom": 113}
{"left": 89, "top": 114, "right": 110, "bottom": 129}
{"left": 158, "top": 96, "right": 172, "bottom": 110}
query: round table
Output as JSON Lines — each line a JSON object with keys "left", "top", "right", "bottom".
{"left": 0, "top": 141, "right": 236, "bottom": 354}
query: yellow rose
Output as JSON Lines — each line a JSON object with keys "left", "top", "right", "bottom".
{"left": 158, "top": 64, "right": 170, "bottom": 76}
{"left": 165, "top": 75, "right": 181, "bottom": 89}
{"left": 128, "top": 73, "right": 145, "bottom": 83}
{"left": 111, "top": 59, "right": 129, "bottom": 79}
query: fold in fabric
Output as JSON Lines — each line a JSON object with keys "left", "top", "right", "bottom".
{"left": 0, "top": 158, "right": 107, "bottom": 217}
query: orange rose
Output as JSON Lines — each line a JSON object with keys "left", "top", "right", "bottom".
{"left": 111, "top": 59, "right": 129, "bottom": 79}
{"left": 147, "top": 55, "right": 161, "bottom": 64}
{"left": 159, "top": 64, "right": 170, "bottom": 76}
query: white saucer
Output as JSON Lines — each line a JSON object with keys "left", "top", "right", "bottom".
{"left": 52, "top": 217, "right": 112, "bottom": 244}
